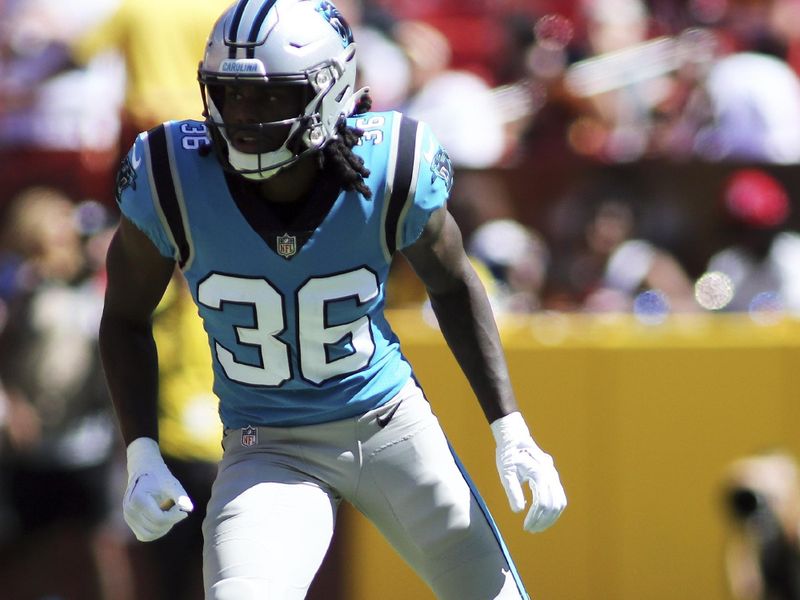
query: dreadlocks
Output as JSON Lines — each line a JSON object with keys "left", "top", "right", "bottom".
{"left": 318, "top": 93, "right": 373, "bottom": 199}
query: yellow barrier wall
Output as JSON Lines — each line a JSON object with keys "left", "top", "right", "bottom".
{"left": 334, "top": 311, "right": 800, "bottom": 600}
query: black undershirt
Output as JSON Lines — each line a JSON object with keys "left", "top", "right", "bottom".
{"left": 223, "top": 169, "right": 342, "bottom": 259}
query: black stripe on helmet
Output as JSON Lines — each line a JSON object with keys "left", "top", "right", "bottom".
{"left": 227, "top": 0, "right": 253, "bottom": 58}
{"left": 247, "top": 0, "right": 279, "bottom": 58}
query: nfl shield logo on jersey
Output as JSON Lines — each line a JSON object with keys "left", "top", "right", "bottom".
{"left": 241, "top": 426, "right": 258, "bottom": 447}
{"left": 277, "top": 233, "right": 297, "bottom": 258}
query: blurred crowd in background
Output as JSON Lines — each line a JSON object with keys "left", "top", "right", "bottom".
{"left": 1, "top": 0, "right": 799, "bottom": 321}
{"left": 0, "top": 0, "right": 799, "bottom": 598}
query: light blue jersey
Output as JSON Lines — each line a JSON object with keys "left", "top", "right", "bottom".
{"left": 116, "top": 111, "right": 453, "bottom": 427}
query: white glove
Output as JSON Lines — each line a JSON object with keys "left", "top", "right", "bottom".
{"left": 123, "top": 437, "right": 194, "bottom": 542}
{"left": 491, "top": 412, "right": 567, "bottom": 533}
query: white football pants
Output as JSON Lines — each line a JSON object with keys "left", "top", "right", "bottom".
{"left": 202, "top": 379, "right": 528, "bottom": 599}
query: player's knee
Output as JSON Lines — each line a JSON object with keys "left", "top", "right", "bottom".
{"left": 409, "top": 487, "right": 473, "bottom": 553}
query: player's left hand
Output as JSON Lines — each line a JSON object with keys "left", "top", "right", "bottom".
{"left": 491, "top": 412, "right": 567, "bottom": 533}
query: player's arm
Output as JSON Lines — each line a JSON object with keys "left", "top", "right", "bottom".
{"left": 100, "top": 216, "right": 194, "bottom": 541}
{"left": 401, "top": 205, "right": 516, "bottom": 423}
{"left": 402, "top": 206, "right": 567, "bottom": 532}
{"left": 100, "top": 215, "right": 174, "bottom": 445}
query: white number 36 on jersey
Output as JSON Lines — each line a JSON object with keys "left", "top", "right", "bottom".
{"left": 197, "top": 268, "right": 378, "bottom": 386}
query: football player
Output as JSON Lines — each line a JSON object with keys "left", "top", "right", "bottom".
{"left": 99, "top": 1, "right": 567, "bottom": 598}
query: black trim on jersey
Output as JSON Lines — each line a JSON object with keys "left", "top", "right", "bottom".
{"left": 149, "top": 125, "right": 190, "bottom": 269}
{"left": 227, "top": 0, "right": 252, "bottom": 58}
{"left": 246, "top": 0, "right": 278, "bottom": 58}
{"left": 385, "top": 116, "right": 419, "bottom": 255}
{"left": 224, "top": 169, "right": 342, "bottom": 259}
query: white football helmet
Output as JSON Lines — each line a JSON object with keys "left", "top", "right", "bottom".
{"left": 198, "top": 0, "right": 365, "bottom": 180}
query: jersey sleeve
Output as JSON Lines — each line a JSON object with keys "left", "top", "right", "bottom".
{"left": 115, "top": 132, "right": 178, "bottom": 260}
{"left": 397, "top": 120, "right": 454, "bottom": 249}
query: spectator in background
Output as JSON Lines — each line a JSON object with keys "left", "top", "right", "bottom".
{"left": 67, "top": 0, "right": 232, "bottom": 145}
{"left": 1, "top": 4, "right": 229, "bottom": 597}
{"left": 398, "top": 20, "right": 500, "bottom": 168}
{"left": 0, "top": 187, "right": 129, "bottom": 600}
{"left": 768, "top": 0, "right": 800, "bottom": 76}
{"left": 583, "top": 197, "right": 697, "bottom": 313}
{"left": 704, "top": 169, "right": 800, "bottom": 314}
{"left": 560, "top": 0, "right": 668, "bottom": 163}
{"left": 642, "top": 6, "right": 800, "bottom": 165}
{"left": 1, "top": 0, "right": 230, "bottom": 190}
{"left": 549, "top": 0, "right": 800, "bottom": 165}
{"left": 0, "top": 0, "right": 125, "bottom": 206}
{"left": 693, "top": 51, "right": 800, "bottom": 164}
{"left": 335, "top": 0, "right": 412, "bottom": 112}
{"left": 397, "top": 19, "right": 533, "bottom": 168}
{"left": 467, "top": 219, "right": 550, "bottom": 313}
{"left": 721, "top": 450, "right": 800, "bottom": 600}
{"left": 548, "top": 187, "right": 697, "bottom": 313}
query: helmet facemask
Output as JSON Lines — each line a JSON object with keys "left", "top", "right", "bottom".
{"left": 201, "top": 78, "right": 314, "bottom": 179}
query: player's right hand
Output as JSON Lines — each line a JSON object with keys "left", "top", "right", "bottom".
{"left": 123, "top": 437, "right": 194, "bottom": 542}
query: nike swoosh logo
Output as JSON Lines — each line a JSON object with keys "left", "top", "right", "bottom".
{"left": 376, "top": 400, "right": 402, "bottom": 428}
